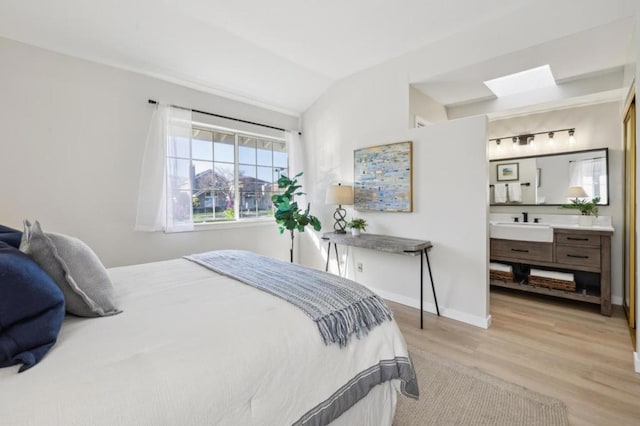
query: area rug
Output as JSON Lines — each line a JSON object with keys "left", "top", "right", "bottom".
{"left": 394, "top": 348, "right": 569, "bottom": 426}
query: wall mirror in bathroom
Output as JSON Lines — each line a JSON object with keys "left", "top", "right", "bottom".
{"left": 489, "top": 148, "right": 609, "bottom": 206}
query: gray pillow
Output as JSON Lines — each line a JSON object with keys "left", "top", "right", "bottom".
{"left": 20, "top": 220, "right": 121, "bottom": 317}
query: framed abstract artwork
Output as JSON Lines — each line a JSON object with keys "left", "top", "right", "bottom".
{"left": 354, "top": 141, "right": 412, "bottom": 212}
{"left": 496, "top": 163, "right": 519, "bottom": 181}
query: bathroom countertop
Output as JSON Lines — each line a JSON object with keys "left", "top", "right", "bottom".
{"left": 489, "top": 214, "right": 614, "bottom": 233}
{"left": 542, "top": 223, "right": 614, "bottom": 232}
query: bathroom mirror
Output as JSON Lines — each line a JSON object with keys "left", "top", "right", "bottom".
{"left": 489, "top": 148, "right": 609, "bottom": 206}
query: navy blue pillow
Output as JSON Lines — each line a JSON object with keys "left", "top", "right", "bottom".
{"left": 0, "top": 224, "right": 22, "bottom": 248}
{"left": 0, "top": 241, "right": 65, "bottom": 372}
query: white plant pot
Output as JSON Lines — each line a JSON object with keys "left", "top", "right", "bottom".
{"left": 578, "top": 215, "right": 594, "bottom": 226}
{"left": 351, "top": 228, "right": 361, "bottom": 237}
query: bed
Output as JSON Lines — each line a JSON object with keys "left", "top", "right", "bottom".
{"left": 0, "top": 251, "right": 417, "bottom": 425}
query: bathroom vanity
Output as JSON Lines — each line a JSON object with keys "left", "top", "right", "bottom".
{"left": 489, "top": 216, "right": 613, "bottom": 315}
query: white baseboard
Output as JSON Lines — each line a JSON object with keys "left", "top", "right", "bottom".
{"left": 369, "top": 286, "right": 491, "bottom": 329}
{"left": 442, "top": 308, "right": 492, "bottom": 329}
{"left": 634, "top": 352, "right": 640, "bottom": 374}
{"left": 612, "top": 295, "right": 623, "bottom": 306}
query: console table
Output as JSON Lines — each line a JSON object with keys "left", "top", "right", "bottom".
{"left": 321, "top": 232, "right": 439, "bottom": 328}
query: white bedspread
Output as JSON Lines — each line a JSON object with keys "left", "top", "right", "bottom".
{"left": 0, "top": 258, "right": 412, "bottom": 425}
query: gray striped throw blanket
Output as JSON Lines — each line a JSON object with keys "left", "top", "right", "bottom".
{"left": 184, "top": 250, "right": 393, "bottom": 347}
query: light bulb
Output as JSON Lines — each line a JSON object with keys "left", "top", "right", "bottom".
{"left": 568, "top": 129, "right": 576, "bottom": 145}
{"left": 548, "top": 132, "right": 554, "bottom": 145}
{"left": 496, "top": 139, "right": 502, "bottom": 152}
{"left": 512, "top": 137, "right": 518, "bottom": 151}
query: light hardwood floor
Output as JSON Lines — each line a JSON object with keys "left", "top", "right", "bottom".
{"left": 390, "top": 288, "right": 640, "bottom": 426}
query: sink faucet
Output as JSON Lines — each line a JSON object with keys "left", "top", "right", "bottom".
{"left": 522, "top": 212, "right": 529, "bottom": 223}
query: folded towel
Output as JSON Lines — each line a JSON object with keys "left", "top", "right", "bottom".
{"left": 508, "top": 183, "right": 522, "bottom": 203}
{"left": 490, "top": 262, "right": 513, "bottom": 273}
{"left": 530, "top": 268, "right": 574, "bottom": 282}
{"left": 494, "top": 184, "right": 507, "bottom": 203}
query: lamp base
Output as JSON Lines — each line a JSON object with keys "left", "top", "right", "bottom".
{"left": 333, "top": 205, "right": 347, "bottom": 233}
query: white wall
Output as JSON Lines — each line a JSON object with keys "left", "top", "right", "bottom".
{"left": 301, "top": 62, "right": 490, "bottom": 327}
{"left": 408, "top": 86, "right": 448, "bottom": 127}
{"left": 0, "top": 37, "right": 299, "bottom": 267}
{"left": 488, "top": 102, "right": 624, "bottom": 305}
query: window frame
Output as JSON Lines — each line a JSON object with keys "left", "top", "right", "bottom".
{"left": 190, "top": 121, "right": 288, "bottom": 229}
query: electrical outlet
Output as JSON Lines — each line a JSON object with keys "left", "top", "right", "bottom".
{"left": 357, "top": 262, "right": 363, "bottom": 272}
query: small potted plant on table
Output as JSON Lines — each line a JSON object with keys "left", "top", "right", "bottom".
{"left": 347, "top": 218, "right": 367, "bottom": 236}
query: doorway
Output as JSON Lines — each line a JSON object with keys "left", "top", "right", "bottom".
{"left": 623, "top": 89, "right": 636, "bottom": 344}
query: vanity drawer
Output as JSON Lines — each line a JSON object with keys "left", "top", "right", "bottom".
{"left": 490, "top": 239, "right": 553, "bottom": 263}
{"left": 556, "top": 245, "right": 601, "bottom": 268}
{"left": 555, "top": 232, "right": 601, "bottom": 247}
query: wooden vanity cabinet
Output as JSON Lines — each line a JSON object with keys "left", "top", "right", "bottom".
{"left": 491, "top": 239, "right": 553, "bottom": 263}
{"left": 490, "top": 228, "right": 612, "bottom": 315}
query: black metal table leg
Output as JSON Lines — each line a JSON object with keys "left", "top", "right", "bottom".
{"left": 420, "top": 248, "right": 424, "bottom": 329}
{"left": 424, "top": 248, "right": 440, "bottom": 316}
{"left": 325, "top": 242, "right": 331, "bottom": 272}
{"left": 333, "top": 243, "right": 341, "bottom": 277}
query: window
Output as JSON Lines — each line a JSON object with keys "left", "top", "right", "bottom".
{"left": 135, "top": 105, "right": 290, "bottom": 233}
{"left": 187, "top": 125, "right": 288, "bottom": 223}
{"left": 568, "top": 156, "right": 608, "bottom": 204}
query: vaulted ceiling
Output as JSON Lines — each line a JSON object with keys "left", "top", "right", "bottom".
{"left": 0, "top": 0, "right": 637, "bottom": 115}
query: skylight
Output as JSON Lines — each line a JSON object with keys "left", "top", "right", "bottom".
{"left": 483, "top": 65, "right": 556, "bottom": 97}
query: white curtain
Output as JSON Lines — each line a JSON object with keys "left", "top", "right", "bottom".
{"left": 135, "top": 104, "right": 194, "bottom": 233}
{"left": 569, "top": 157, "right": 607, "bottom": 202}
{"left": 286, "top": 130, "right": 308, "bottom": 209}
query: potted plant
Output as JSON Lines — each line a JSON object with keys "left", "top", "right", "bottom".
{"left": 347, "top": 218, "right": 367, "bottom": 236}
{"left": 271, "top": 172, "right": 321, "bottom": 262}
{"left": 560, "top": 196, "right": 600, "bottom": 225}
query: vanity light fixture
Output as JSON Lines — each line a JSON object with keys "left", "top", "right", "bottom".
{"left": 489, "top": 128, "right": 576, "bottom": 149}
{"left": 496, "top": 139, "right": 502, "bottom": 152}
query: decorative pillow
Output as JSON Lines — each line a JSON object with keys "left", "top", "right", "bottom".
{"left": 0, "top": 224, "right": 22, "bottom": 248}
{"left": 19, "top": 220, "right": 121, "bottom": 318}
{"left": 0, "top": 241, "right": 65, "bottom": 372}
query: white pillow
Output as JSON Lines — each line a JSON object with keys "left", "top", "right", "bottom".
{"left": 20, "top": 220, "right": 121, "bottom": 317}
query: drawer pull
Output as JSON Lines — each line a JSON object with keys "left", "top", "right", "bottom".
{"left": 567, "top": 237, "right": 589, "bottom": 241}
{"left": 567, "top": 254, "right": 589, "bottom": 259}
{"left": 511, "top": 249, "right": 529, "bottom": 253}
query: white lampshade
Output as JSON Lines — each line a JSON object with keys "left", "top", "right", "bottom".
{"left": 325, "top": 184, "right": 354, "bottom": 205}
{"left": 567, "top": 186, "right": 588, "bottom": 198}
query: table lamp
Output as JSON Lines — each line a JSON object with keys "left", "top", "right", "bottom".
{"left": 567, "top": 186, "right": 588, "bottom": 201}
{"left": 325, "top": 183, "right": 354, "bottom": 233}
